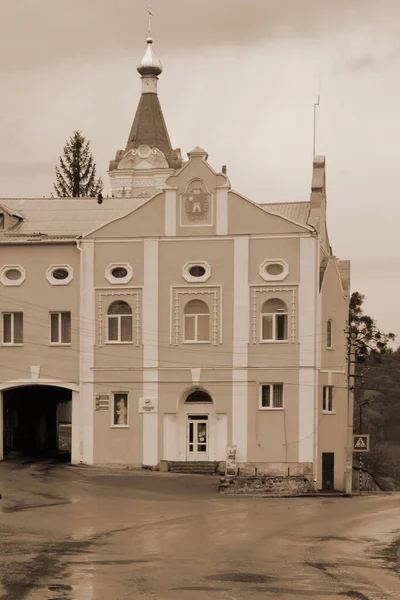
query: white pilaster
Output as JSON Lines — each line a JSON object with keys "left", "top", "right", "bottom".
{"left": 232, "top": 236, "right": 249, "bottom": 461}
{"left": 71, "top": 390, "right": 80, "bottom": 464}
{"left": 298, "top": 236, "right": 318, "bottom": 463}
{"left": 78, "top": 241, "right": 95, "bottom": 465}
{"left": 164, "top": 188, "right": 177, "bottom": 236}
{"left": 216, "top": 187, "right": 228, "bottom": 235}
{"left": 142, "top": 239, "right": 159, "bottom": 465}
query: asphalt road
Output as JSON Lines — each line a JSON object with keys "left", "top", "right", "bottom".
{"left": 0, "top": 458, "right": 399, "bottom": 600}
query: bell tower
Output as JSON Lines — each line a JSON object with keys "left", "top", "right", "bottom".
{"left": 108, "top": 10, "right": 182, "bottom": 198}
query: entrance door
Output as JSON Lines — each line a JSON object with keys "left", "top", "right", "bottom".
{"left": 187, "top": 415, "right": 209, "bottom": 461}
{"left": 322, "top": 452, "right": 335, "bottom": 491}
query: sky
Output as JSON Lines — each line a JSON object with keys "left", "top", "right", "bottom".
{"left": 0, "top": 0, "right": 399, "bottom": 341}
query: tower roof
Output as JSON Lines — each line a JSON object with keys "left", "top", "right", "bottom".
{"left": 125, "top": 93, "right": 174, "bottom": 163}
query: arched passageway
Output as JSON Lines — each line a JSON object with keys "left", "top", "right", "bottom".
{"left": 2, "top": 385, "right": 72, "bottom": 460}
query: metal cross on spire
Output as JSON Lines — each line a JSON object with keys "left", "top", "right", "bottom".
{"left": 147, "top": 6, "right": 153, "bottom": 41}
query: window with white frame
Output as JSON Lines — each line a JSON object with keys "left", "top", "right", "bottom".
{"left": 323, "top": 385, "right": 334, "bottom": 413}
{"left": 50, "top": 312, "right": 71, "bottom": 344}
{"left": 107, "top": 301, "right": 133, "bottom": 343}
{"left": 327, "top": 319, "right": 333, "bottom": 349}
{"left": 112, "top": 392, "right": 129, "bottom": 427}
{"left": 260, "top": 384, "right": 284, "bottom": 409}
{"left": 261, "top": 298, "right": 288, "bottom": 341}
{"left": 2, "top": 312, "right": 23, "bottom": 345}
{"left": 184, "top": 299, "right": 210, "bottom": 342}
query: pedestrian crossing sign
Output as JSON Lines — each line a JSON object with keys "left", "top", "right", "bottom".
{"left": 353, "top": 434, "right": 370, "bottom": 452}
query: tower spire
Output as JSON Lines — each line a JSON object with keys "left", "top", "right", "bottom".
{"left": 147, "top": 5, "right": 153, "bottom": 42}
{"left": 137, "top": 7, "right": 162, "bottom": 81}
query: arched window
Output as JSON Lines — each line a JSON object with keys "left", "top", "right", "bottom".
{"left": 261, "top": 298, "right": 288, "bottom": 341}
{"left": 107, "top": 301, "right": 133, "bottom": 342}
{"left": 184, "top": 299, "right": 210, "bottom": 342}
{"left": 185, "top": 390, "right": 213, "bottom": 403}
{"left": 327, "top": 319, "right": 333, "bottom": 349}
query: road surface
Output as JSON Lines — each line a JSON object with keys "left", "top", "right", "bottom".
{"left": 0, "top": 458, "right": 399, "bottom": 599}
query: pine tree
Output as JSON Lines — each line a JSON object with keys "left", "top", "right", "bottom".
{"left": 349, "top": 291, "right": 395, "bottom": 363}
{"left": 53, "top": 130, "right": 103, "bottom": 198}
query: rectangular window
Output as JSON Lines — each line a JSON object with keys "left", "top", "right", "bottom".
{"left": 50, "top": 312, "right": 71, "bottom": 344}
{"left": 276, "top": 314, "right": 288, "bottom": 340}
{"left": 2, "top": 312, "right": 23, "bottom": 345}
{"left": 260, "top": 384, "right": 284, "bottom": 409}
{"left": 262, "top": 315, "right": 273, "bottom": 340}
{"left": 323, "top": 386, "right": 334, "bottom": 413}
{"left": 261, "top": 313, "right": 288, "bottom": 341}
{"left": 112, "top": 392, "right": 129, "bottom": 427}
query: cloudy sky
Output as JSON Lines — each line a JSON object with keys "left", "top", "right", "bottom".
{"left": 1, "top": 0, "right": 399, "bottom": 341}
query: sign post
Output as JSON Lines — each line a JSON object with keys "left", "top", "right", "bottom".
{"left": 353, "top": 434, "right": 370, "bottom": 495}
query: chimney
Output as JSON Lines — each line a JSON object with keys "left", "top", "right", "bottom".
{"left": 222, "top": 165, "right": 227, "bottom": 175}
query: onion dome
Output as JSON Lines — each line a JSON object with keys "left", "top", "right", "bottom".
{"left": 137, "top": 35, "right": 162, "bottom": 77}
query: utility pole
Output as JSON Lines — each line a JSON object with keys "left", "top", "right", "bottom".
{"left": 345, "top": 328, "right": 356, "bottom": 495}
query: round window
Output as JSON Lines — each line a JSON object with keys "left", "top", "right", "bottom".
{"left": 52, "top": 268, "right": 69, "bottom": 280}
{"left": 189, "top": 265, "right": 206, "bottom": 278}
{"left": 5, "top": 268, "right": 22, "bottom": 281}
{"left": 266, "top": 263, "right": 284, "bottom": 276}
{"left": 111, "top": 267, "right": 128, "bottom": 279}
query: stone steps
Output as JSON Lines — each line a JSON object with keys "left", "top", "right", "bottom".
{"left": 168, "top": 461, "right": 218, "bottom": 475}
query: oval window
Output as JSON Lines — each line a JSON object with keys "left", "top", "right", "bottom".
{"left": 111, "top": 267, "right": 128, "bottom": 279}
{"left": 266, "top": 263, "right": 284, "bottom": 276}
{"left": 189, "top": 265, "right": 206, "bottom": 278}
{"left": 5, "top": 268, "right": 22, "bottom": 281}
{"left": 52, "top": 268, "right": 69, "bottom": 280}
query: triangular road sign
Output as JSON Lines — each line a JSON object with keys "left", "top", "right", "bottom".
{"left": 354, "top": 437, "right": 366, "bottom": 449}
{"left": 353, "top": 434, "right": 370, "bottom": 452}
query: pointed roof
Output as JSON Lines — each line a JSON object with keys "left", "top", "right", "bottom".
{"left": 125, "top": 93, "right": 174, "bottom": 164}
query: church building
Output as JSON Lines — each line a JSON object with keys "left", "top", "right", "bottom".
{"left": 0, "top": 30, "right": 352, "bottom": 491}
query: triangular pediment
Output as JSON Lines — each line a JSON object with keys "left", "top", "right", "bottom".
{"left": 228, "top": 192, "right": 312, "bottom": 235}
{"left": 84, "top": 193, "right": 165, "bottom": 239}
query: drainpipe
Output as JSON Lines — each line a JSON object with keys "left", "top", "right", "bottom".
{"left": 313, "top": 232, "right": 320, "bottom": 489}
{"left": 76, "top": 239, "right": 83, "bottom": 464}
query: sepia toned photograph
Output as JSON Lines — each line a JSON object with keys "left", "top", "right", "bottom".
{"left": 0, "top": 1, "right": 399, "bottom": 598}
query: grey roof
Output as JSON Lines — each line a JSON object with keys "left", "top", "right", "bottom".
{"left": 0, "top": 198, "right": 147, "bottom": 239}
{"left": 260, "top": 201, "right": 311, "bottom": 226}
{"left": 126, "top": 93, "right": 173, "bottom": 165}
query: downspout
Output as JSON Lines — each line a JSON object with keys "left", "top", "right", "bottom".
{"left": 76, "top": 238, "right": 83, "bottom": 464}
{"left": 313, "top": 230, "right": 320, "bottom": 489}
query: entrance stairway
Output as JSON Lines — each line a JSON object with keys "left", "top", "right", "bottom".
{"left": 167, "top": 461, "right": 219, "bottom": 475}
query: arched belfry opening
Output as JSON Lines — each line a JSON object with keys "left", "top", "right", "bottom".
{"left": 2, "top": 385, "right": 72, "bottom": 461}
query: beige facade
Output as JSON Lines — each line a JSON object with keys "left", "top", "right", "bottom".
{"left": 0, "top": 35, "right": 352, "bottom": 491}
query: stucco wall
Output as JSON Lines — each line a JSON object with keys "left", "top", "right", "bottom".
{"left": 0, "top": 244, "right": 80, "bottom": 384}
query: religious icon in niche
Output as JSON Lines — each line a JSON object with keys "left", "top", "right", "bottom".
{"left": 113, "top": 393, "right": 128, "bottom": 426}
{"left": 184, "top": 186, "right": 210, "bottom": 221}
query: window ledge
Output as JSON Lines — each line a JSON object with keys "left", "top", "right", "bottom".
{"left": 259, "top": 407, "right": 285, "bottom": 411}
{"left": 110, "top": 425, "right": 130, "bottom": 429}
{"left": 182, "top": 341, "right": 211, "bottom": 345}
{"left": 322, "top": 411, "right": 335, "bottom": 415}
{"left": 49, "top": 343, "right": 72, "bottom": 347}
{"left": 259, "top": 340, "right": 288, "bottom": 344}
{"left": 1, "top": 343, "right": 23, "bottom": 347}
{"left": 105, "top": 341, "right": 134, "bottom": 345}
{"left": 326, "top": 347, "right": 335, "bottom": 351}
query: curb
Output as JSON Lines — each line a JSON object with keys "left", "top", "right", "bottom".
{"left": 220, "top": 492, "right": 353, "bottom": 498}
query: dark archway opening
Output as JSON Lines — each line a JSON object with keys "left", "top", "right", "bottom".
{"left": 3, "top": 385, "right": 72, "bottom": 461}
{"left": 185, "top": 390, "right": 213, "bottom": 403}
